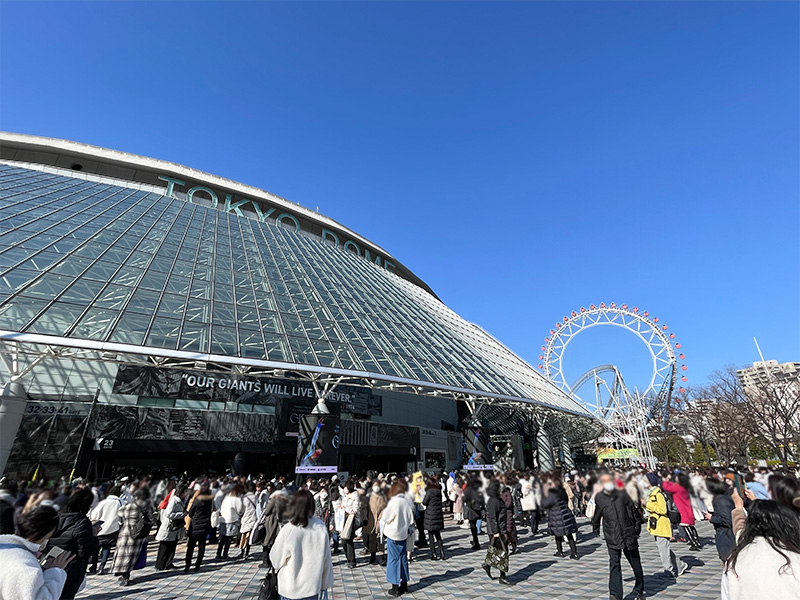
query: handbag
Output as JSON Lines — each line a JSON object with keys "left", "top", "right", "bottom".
{"left": 250, "top": 522, "right": 267, "bottom": 546}
{"left": 662, "top": 491, "right": 681, "bottom": 525}
{"left": 211, "top": 510, "right": 220, "bottom": 528}
{"left": 130, "top": 507, "right": 153, "bottom": 540}
{"left": 585, "top": 497, "right": 596, "bottom": 519}
{"left": 257, "top": 566, "right": 279, "bottom": 600}
{"left": 484, "top": 537, "right": 509, "bottom": 572}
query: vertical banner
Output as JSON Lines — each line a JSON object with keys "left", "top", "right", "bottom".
{"left": 295, "top": 414, "right": 340, "bottom": 474}
{"left": 463, "top": 427, "right": 493, "bottom": 471}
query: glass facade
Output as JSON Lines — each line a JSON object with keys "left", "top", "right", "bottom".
{"left": 0, "top": 162, "right": 588, "bottom": 415}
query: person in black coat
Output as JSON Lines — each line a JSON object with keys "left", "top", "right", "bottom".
{"left": 705, "top": 478, "right": 735, "bottom": 561}
{"left": 422, "top": 477, "right": 445, "bottom": 560}
{"left": 185, "top": 482, "right": 214, "bottom": 572}
{"left": 481, "top": 479, "right": 512, "bottom": 585}
{"left": 591, "top": 473, "right": 644, "bottom": 600}
{"left": 42, "top": 488, "right": 99, "bottom": 600}
{"left": 541, "top": 475, "right": 578, "bottom": 559}
{"left": 462, "top": 477, "right": 485, "bottom": 550}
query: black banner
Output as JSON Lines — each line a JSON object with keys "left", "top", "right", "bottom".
{"left": 463, "top": 427, "right": 493, "bottom": 471}
{"left": 279, "top": 398, "right": 340, "bottom": 440}
{"left": 88, "top": 405, "right": 276, "bottom": 444}
{"left": 112, "top": 365, "right": 382, "bottom": 415}
{"left": 296, "top": 414, "right": 340, "bottom": 474}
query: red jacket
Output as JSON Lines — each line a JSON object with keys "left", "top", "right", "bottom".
{"left": 662, "top": 481, "right": 695, "bottom": 526}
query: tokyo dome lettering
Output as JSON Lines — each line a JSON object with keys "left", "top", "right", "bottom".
{"left": 158, "top": 175, "right": 395, "bottom": 274}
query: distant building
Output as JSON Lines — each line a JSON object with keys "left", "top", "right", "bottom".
{"left": 737, "top": 360, "right": 800, "bottom": 390}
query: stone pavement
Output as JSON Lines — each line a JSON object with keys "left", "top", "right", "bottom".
{"left": 77, "top": 517, "right": 722, "bottom": 600}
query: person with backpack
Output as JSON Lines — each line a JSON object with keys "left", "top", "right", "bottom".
{"left": 645, "top": 473, "right": 688, "bottom": 579}
{"left": 41, "top": 488, "right": 99, "bottom": 599}
{"left": 111, "top": 487, "right": 153, "bottom": 587}
{"left": 663, "top": 472, "right": 701, "bottom": 551}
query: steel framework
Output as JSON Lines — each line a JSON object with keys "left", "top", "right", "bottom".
{"left": 540, "top": 304, "right": 684, "bottom": 468}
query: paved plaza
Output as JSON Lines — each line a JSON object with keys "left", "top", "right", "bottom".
{"left": 77, "top": 517, "right": 722, "bottom": 600}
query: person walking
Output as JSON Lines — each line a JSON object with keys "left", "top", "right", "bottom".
{"left": 111, "top": 487, "right": 153, "bottom": 587}
{"left": 260, "top": 485, "right": 289, "bottom": 568}
{"left": 541, "top": 474, "right": 578, "bottom": 559}
{"left": 500, "top": 475, "right": 518, "bottom": 555}
{"left": 721, "top": 500, "right": 800, "bottom": 600}
{"left": 269, "top": 490, "right": 333, "bottom": 600}
{"left": 705, "top": 478, "right": 735, "bottom": 562}
{"left": 381, "top": 479, "right": 415, "bottom": 598}
{"left": 663, "top": 473, "right": 701, "bottom": 551}
{"left": 88, "top": 484, "right": 122, "bottom": 575}
{"left": 217, "top": 483, "right": 244, "bottom": 560}
{"left": 481, "top": 479, "right": 512, "bottom": 585}
{"left": 40, "top": 488, "right": 98, "bottom": 599}
{"left": 238, "top": 482, "right": 258, "bottom": 560}
{"left": 645, "top": 473, "right": 688, "bottom": 579}
{"left": 592, "top": 473, "right": 645, "bottom": 600}
{"left": 463, "top": 478, "right": 485, "bottom": 551}
{"left": 422, "top": 477, "right": 445, "bottom": 561}
{"left": 154, "top": 483, "right": 186, "bottom": 571}
{"left": 341, "top": 480, "right": 361, "bottom": 569}
{"left": 0, "top": 505, "right": 74, "bottom": 600}
{"left": 184, "top": 482, "right": 214, "bottom": 572}
{"left": 367, "top": 481, "right": 387, "bottom": 566}
{"left": 451, "top": 476, "right": 464, "bottom": 527}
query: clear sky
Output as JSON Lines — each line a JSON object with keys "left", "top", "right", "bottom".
{"left": 1, "top": 1, "right": 798, "bottom": 397}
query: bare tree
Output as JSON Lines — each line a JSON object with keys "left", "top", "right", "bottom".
{"left": 679, "top": 386, "right": 715, "bottom": 466}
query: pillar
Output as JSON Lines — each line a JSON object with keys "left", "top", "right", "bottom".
{"left": 0, "top": 381, "right": 27, "bottom": 476}
{"left": 561, "top": 439, "right": 575, "bottom": 469}
{"left": 536, "top": 428, "right": 555, "bottom": 471}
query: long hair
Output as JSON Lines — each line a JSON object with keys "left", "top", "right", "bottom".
{"left": 725, "top": 500, "right": 800, "bottom": 576}
{"left": 289, "top": 489, "right": 315, "bottom": 527}
{"left": 768, "top": 475, "right": 800, "bottom": 516}
{"left": 388, "top": 479, "right": 408, "bottom": 499}
{"left": 677, "top": 473, "right": 695, "bottom": 497}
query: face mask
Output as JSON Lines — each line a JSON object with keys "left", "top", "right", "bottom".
{"left": 320, "top": 492, "right": 328, "bottom": 499}
{"left": 603, "top": 482, "right": 615, "bottom": 493}
{"left": 372, "top": 486, "right": 380, "bottom": 494}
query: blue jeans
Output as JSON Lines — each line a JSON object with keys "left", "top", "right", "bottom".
{"left": 385, "top": 538, "right": 409, "bottom": 585}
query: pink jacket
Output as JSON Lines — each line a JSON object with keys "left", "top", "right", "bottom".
{"left": 662, "top": 481, "right": 695, "bottom": 526}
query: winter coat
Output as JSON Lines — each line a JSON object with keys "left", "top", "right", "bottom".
{"left": 219, "top": 495, "right": 244, "bottom": 537}
{"left": 187, "top": 494, "right": 214, "bottom": 539}
{"left": 42, "top": 511, "right": 98, "bottom": 599}
{"left": 485, "top": 493, "right": 507, "bottom": 537}
{"left": 500, "top": 488, "right": 517, "bottom": 538}
{"left": 721, "top": 537, "right": 800, "bottom": 600}
{"left": 155, "top": 495, "right": 186, "bottom": 542}
{"left": 110, "top": 499, "right": 152, "bottom": 575}
{"left": 380, "top": 495, "right": 415, "bottom": 542}
{"left": 340, "top": 491, "right": 360, "bottom": 540}
{"left": 452, "top": 485, "right": 464, "bottom": 514}
{"left": 519, "top": 478, "right": 539, "bottom": 512}
{"left": 710, "top": 493, "right": 736, "bottom": 561}
{"left": 662, "top": 481, "right": 695, "bottom": 526}
{"left": 422, "top": 488, "right": 444, "bottom": 532}
{"left": 88, "top": 495, "right": 122, "bottom": 536}
{"left": 0, "top": 493, "right": 16, "bottom": 535}
{"left": 261, "top": 493, "right": 289, "bottom": 548}
{"left": 542, "top": 488, "right": 577, "bottom": 537}
{"left": 462, "top": 486, "right": 485, "bottom": 521}
{"left": 366, "top": 492, "right": 387, "bottom": 535}
{"left": 269, "top": 518, "right": 333, "bottom": 599}
{"left": 592, "top": 489, "right": 641, "bottom": 551}
{"left": 0, "top": 534, "right": 68, "bottom": 600}
{"left": 240, "top": 493, "right": 258, "bottom": 534}
{"left": 645, "top": 487, "right": 673, "bottom": 539}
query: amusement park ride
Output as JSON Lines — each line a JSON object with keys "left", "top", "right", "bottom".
{"left": 539, "top": 304, "right": 687, "bottom": 469}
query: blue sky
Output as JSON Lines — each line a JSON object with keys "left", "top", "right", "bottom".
{"left": 1, "top": 1, "right": 797, "bottom": 395}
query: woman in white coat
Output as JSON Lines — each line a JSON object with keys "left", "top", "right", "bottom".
{"left": 721, "top": 500, "right": 800, "bottom": 600}
{"left": 154, "top": 484, "right": 186, "bottom": 570}
{"left": 217, "top": 484, "right": 245, "bottom": 560}
{"left": 0, "top": 505, "right": 73, "bottom": 600}
{"left": 381, "top": 479, "right": 415, "bottom": 598}
{"left": 270, "top": 490, "right": 333, "bottom": 600}
{"left": 520, "top": 472, "right": 542, "bottom": 534}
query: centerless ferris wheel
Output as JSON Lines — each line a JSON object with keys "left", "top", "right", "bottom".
{"left": 538, "top": 303, "right": 687, "bottom": 468}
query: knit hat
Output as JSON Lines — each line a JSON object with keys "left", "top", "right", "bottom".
{"left": 646, "top": 473, "right": 661, "bottom": 487}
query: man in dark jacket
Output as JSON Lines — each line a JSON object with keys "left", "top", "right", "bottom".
{"left": 591, "top": 473, "right": 645, "bottom": 600}
{"left": 462, "top": 478, "right": 485, "bottom": 550}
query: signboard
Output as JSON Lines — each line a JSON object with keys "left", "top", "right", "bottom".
{"left": 113, "top": 365, "right": 381, "bottom": 415}
{"left": 279, "top": 398, "right": 340, "bottom": 439}
{"left": 596, "top": 447, "right": 639, "bottom": 460}
{"left": 463, "top": 427, "right": 493, "bottom": 471}
{"left": 296, "top": 414, "right": 340, "bottom": 474}
{"left": 25, "top": 402, "right": 92, "bottom": 417}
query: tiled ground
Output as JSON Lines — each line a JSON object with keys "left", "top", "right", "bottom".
{"left": 78, "top": 517, "right": 722, "bottom": 600}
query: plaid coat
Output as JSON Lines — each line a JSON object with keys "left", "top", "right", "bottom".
{"left": 111, "top": 500, "right": 152, "bottom": 574}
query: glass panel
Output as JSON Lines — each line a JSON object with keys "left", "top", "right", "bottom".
{"left": 72, "top": 308, "right": 118, "bottom": 340}
{"left": 27, "top": 303, "right": 85, "bottom": 335}
{"left": 0, "top": 298, "right": 49, "bottom": 330}
{"left": 146, "top": 318, "right": 181, "bottom": 349}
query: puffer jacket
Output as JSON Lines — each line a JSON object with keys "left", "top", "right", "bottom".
{"left": 422, "top": 487, "right": 444, "bottom": 532}
{"left": 462, "top": 486, "right": 484, "bottom": 521}
{"left": 592, "top": 488, "right": 641, "bottom": 550}
{"left": 542, "top": 488, "right": 577, "bottom": 536}
{"left": 42, "top": 511, "right": 98, "bottom": 599}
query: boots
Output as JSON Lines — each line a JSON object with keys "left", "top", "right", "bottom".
{"left": 482, "top": 563, "right": 494, "bottom": 580}
{"left": 369, "top": 552, "right": 377, "bottom": 565}
{"left": 687, "top": 527, "right": 701, "bottom": 551}
{"left": 398, "top": 581, "right": 407, "bottom": 594}
{"left": 437, "top": 538, "right": 446, "bottom": 561}
{"left": 568, "top": 536, "right": 579, "bottom": 559}
{"left": 386, "top": 584, "right": 401, "bottom": 598}
{"left": 429, "top": 539, "right": 438, "bottom": 560}
{"left": 553, "top": 537, "right": 566, "bottom": 557}
{"left": 499, "top": 572, "right": 513, "bottom": 586}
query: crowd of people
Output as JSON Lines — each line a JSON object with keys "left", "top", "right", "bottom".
{"left": 0, "top": 463, "right": 798, "bottom": 600}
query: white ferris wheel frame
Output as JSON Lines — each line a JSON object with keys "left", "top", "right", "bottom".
{"left": 543, "top": 306, "right": 678, "bottom": 412}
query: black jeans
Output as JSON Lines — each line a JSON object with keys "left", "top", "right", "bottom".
{"left": 155, "top": 540, "right": 178, "bottom": 570}
{"left": 343, "top": 537, "right": 356, "bottom": 566}
{"left": 217, "top": 535, "right": 233, "bottom": 558}
{"left": 469, "top": 520, "right": 480, "bottom": 547}
{"left": 186, "top": 535, "right": 207, "bottom": 569}
{"left": 607, "top": 546, "right": 644, "bottom": 599}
